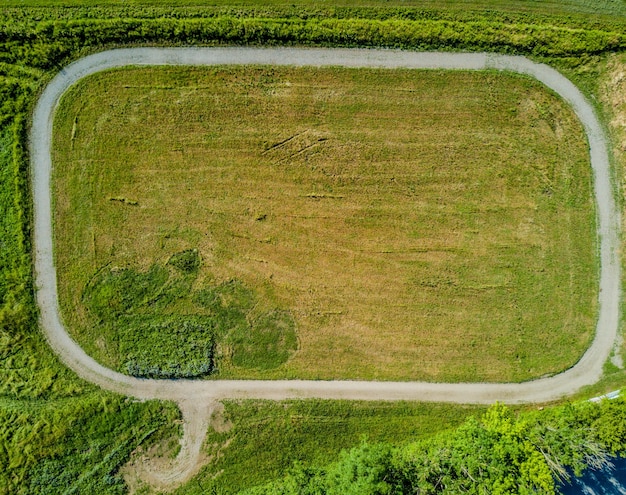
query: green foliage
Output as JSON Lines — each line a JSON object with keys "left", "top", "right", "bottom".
{"left": 574, "top": 398, "right": 626, "bottom": 456}
{"left": 83, "top": 261, "right": 216, "bottom": 378}
{"left": 83, "top": 255, "right": 297, "bottom": 376}
{"left": 419, "top": 405, "right": 557, "bottom": 494}
{"left": 174, "top": 400, "right": 483, "bottom": 494}
{"left": 250, "top": 442, "right": 400, "bottom": 495}
{"left": 168, "top": 248, "right": 201, "bottom": 274}
{"left": 0, "top": 328, "right": 88, "bottom": 399}
{"left": 121, "top": 315, "right": 215, "bottom": 379}
{"left": 325, "top": 441, "right": 398, "bottom": 494}
{"left": 244, "top": 401, "right": 624, "bottom": 495}
{"left": 3, "top": 3, "right": 626, "bottom": 31}
{"left": 0, "top": 394, "right": 180, "bottom": 495}
{"left": 1, "top": 8, "right": 626, "bottom": 73}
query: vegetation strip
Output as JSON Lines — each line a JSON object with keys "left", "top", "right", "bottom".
{"left": 31, "top": 47, "right": 619, "bottom": 405}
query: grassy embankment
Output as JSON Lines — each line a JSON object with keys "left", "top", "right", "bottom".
{"left": 53, "top": 65, "right": 596, "bottom": 383}
{"left": 171, "top": 400, "right": 485, "bottom": 495}
{"left": 5, "top": 0, "right": 626, "bottom": 18}
{"left": 2, "top": 2, "right": 626, "bottom": 493}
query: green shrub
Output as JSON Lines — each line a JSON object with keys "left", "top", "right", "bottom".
{"left": 167, "top": 248, "right": 201, "bottom": 274}
{"left": 244, "top": 400, "right": 626, "bottom": 495}
{"left": 121, "top": 315, "right": 216, "bottom": 379}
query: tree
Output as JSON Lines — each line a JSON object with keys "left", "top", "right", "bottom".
{"left": 325, "top": 440, "right": 399, "bottom": 495}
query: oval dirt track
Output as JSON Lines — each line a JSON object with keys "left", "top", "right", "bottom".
{"left": 31, "top": 48, "right": 620, "bottom": 406}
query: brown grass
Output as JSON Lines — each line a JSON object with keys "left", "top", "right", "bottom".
{"left": 52, "top": 66, "right": 597, "bottom": 382}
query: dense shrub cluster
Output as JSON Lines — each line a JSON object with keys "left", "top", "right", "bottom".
{"left": 83, "top": 254, "right": 297, "bottom": 377}
{"left": 1, "top": 6, "right": 626, "bottom": 71}
{"left": 245, "top": 400, "right": 626, "bottom": 495}
{"left": 121, "top": 316, "right": 216, "bottom": 379}
{"left": 1, "top": 16, "right": 625, "bottom": 72}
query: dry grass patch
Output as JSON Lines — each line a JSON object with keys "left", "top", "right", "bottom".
{"left": 53, "top": 65, "right": 596, "bottom": 382}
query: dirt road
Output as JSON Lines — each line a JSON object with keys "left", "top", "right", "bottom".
{"left": 30, "top": 47, "right": 621, "bottom": 487}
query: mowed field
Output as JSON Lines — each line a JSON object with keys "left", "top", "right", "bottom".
{"left": 52, "top": 65, "right": 597, "bottom": 382}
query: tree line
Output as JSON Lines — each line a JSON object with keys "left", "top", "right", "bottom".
{"left": 244, "top": 400, "right": 626, "bottom": 495}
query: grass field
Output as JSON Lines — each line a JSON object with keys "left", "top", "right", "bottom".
{"left": 175, "top": 399, "right": 486, "bottom": 494}
{"left": 52, "top": 65, "right": 597, "bottom": 383}
{"left": 6, "top": 0, "right": 626, "bottom": 18}
{"left": 55, "top": 68, "right": 595, "bottom": 381}
{"left": 1, "top": 2, "right": 624, "bottom": 493}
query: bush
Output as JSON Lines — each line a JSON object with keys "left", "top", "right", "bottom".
{"left": 121, "top": 316, "right": 215, "bottom": 379}
{"left": 167, "top": 248, "right": 201, "bottom": 274}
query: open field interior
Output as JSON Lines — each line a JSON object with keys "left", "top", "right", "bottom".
{"left": 52, "top": 65, "right": 597, "bottom": 382}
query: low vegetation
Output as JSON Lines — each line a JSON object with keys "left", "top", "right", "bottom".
{"left": 243, "top": 398, "right": 626, "bottom": 495}
{"left": 0, "top": 393, "right": 181, "bottom": 494}
{"left": 170, "top": 399, "right": 487, "bottom": 495}
{"left": 81, "top": 252, "right": 297, "bottom": 378}
{"left": 0, "top": 2, "right": 625, "bottom": 493}
{"left": 54, "top": 65, "right": 596, "bottom": 382}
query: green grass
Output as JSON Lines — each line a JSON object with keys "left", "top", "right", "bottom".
{"left": 4, "top": 0, "right": 626, "bottom": 18}
{"left": 52, "top": 65, "right": 597, "bottom": 383}
{"left": 164, "top": 399, "right": 486, "bottom": 495}
{"left": 1, "top": 5, "right": 625, "bottom": 494}
{"left": 80, "top": 257, "right": 297, "bottom": 377}
{"left": 0, "top": 393, "right": 181, "bottom": 494}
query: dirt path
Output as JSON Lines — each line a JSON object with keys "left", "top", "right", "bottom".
{"left": 123, "top": 400, "right": 218, "bottom": 491}
{"left": 29, "top": 48, "right": 621, "bottom": 488}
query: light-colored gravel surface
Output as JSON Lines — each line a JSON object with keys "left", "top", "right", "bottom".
{"left": 30, "top": 47, "right": 621, "bottom": 486}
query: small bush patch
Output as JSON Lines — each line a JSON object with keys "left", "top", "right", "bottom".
{"left": 81, "top": 249, "right": 297, "bottom": 378}
{"left": 121, "top": 315, "right": 215, "bottom": 379}
{"left": 167, "top": 248, "right": 200, "bottom": 274}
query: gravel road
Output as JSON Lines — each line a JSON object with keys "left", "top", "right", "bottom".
{"left": 31, "top": 47, "right": 620, "bottom": 405}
